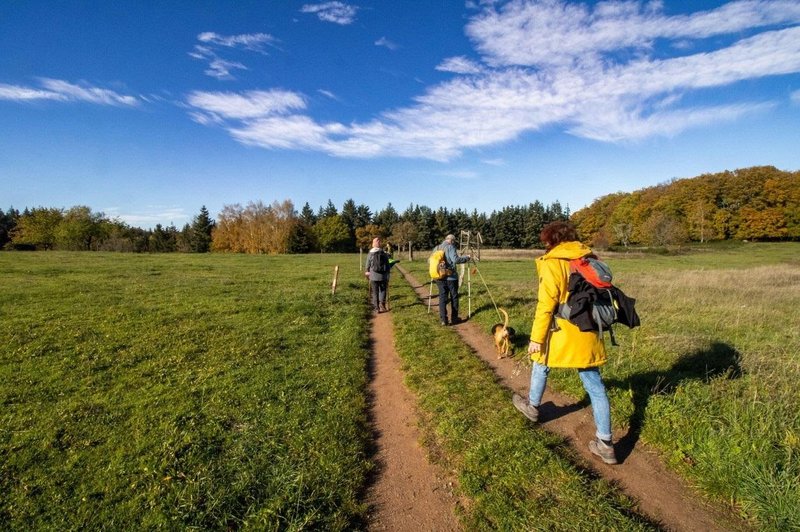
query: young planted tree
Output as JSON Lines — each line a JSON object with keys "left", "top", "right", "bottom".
{"left": 390, "top": 220, "right": 418, "bottom": 260}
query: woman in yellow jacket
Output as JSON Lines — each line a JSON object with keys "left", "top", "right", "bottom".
{"left": 512, "top": 221, "right": 617, "bottom": 465}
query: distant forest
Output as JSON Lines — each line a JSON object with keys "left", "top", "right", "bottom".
{"left": 0, "top": 200, "right": 570, "bottom": 254}
{"left": 2, "top": 165, "right": 797, "bottom": 253}
{"left": 572, "top": 166, "right": 799, "bottom": 247}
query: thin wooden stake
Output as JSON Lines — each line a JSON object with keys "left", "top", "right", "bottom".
{"left": 331, "top": 265, "right": 340, "bottom": 295}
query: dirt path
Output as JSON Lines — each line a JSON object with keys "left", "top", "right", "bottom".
{"left": 398, "top": 266, "right": 746, "bottom": 532}
{"left": 365, "top": 309, "right": 461, "bottom": 531}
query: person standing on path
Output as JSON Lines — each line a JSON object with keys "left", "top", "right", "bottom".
{"left": 512, "top": 221, "right": 618, "bottom": 465}
{"left": 365, "top": 237, "right": 390, "bottom": 313}
{"left": 434, "top": 234, "right": 470, "bottom": 326}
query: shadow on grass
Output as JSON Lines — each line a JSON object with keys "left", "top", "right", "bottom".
{"left": 605, "top": 342, "right": 743, "bottom": 463}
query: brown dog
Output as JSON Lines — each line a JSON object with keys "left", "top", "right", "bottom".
{"left": 491, "top": 308, "right": 515, "bottom": 358}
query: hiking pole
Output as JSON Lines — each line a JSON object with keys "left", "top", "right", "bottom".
{"left": 467, "top": 263, "right": 472, "bottom": 318}
{"left": 427, "top": 279, "right": 433, "bottom": 313}
{"left": 386, "top": 276, "right": 391, "bottom": 311}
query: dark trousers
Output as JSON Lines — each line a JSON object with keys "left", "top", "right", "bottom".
{"left": 436, "top": 278, "right": 459, "bottom": 323}
{"left": 370, "top": 279, "right": 387, "bottom": 310}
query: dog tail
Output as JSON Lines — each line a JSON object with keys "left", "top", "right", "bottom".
{"left": 499, "top": 308, "right": 509, "bottom": 329}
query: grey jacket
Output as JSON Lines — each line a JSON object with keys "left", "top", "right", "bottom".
{"left": 436, "top": 241, "right": 470, "bottom": 280}
{"left": 365, "top": 248, "right": 388, "bottom": 281}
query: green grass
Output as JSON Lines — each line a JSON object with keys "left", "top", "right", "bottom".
{"left": 0, "top": 252, "right": 372, "bottom": 530}
{"left": 4, "top": 245, "right": 798, "bottom": 530}
{"left": 404, "top": 242, "right": 800, "bottom": 530}
{"left": 388, "top": 276, "right": 655, "bottom": 530}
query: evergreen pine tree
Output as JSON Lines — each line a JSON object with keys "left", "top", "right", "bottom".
{"left": 189, "top": 206, "right": 214, "bottom": 253}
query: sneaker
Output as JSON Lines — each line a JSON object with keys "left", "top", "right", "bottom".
{"left": 440, "top": 320, "right": 449, "bottom": 326}
{"left": 512, "top": 393, "right": 539, "bottom": 422}
{"left": 589, "top": 438, "right": 618, "bottom": 465}
{"left": 379, "top": 304, "right": 387, "bottom": 312}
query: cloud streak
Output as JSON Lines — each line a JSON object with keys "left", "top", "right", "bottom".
{"left": 188, "top": 1, "right": 800, "bottom": 160}
{"left": 301, "top": 2, "right": 359, "bottom": 25}
{"left": 190, "top": 32, "right": 279, "bottom": 80}
{"left": 0, "top": 79, "right": 138, "bottom": 106}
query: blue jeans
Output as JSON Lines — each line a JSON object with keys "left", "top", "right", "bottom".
{"left": 528, "top": 362, "right": 612, "bottom": 441}
{"left": 436, "top": 278, "right": 459, "bottom": 323}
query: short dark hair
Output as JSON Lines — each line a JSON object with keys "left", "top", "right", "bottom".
{"left": 540, "top": 221, "right": 579, "bottom": 249}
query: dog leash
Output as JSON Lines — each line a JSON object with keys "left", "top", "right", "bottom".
{"left": 469, "top": 258, "right": 503, "bottom": 322}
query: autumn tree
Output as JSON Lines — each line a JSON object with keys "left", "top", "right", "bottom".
{"left": 355, "top": 224, "right": 385, "bottom": 251}
{"left": 640, "top": 212, "right": 687, "bottom": 247}
{"left": 212, "top": 200, "right": 297, "bottom": 254}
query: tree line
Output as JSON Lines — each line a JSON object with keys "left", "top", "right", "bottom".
{"left": 0, "top": 199, "right": 568, "bottom": 254}
{"left": 1, "top": 205, "right": 215, "bottom": 253}
{"left": 572, "top": 166, "right": 799, "bottom": 247}
{"left": 4, "top": 165, "right": 797, "bottom": 253}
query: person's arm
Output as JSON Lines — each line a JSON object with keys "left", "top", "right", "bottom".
{"left": 445, "top": 244, "right": 470, "bottom": 265}
{"left": 529, "top": 259, "right": 560, "bottom": 352}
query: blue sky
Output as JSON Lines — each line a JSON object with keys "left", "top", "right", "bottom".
{"left": 2, "top": 0, "right": 799, "bottom": 228}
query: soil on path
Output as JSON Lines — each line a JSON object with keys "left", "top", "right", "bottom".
{"left": 399, "top": 266, "right": 747, "bottom": 532}
{"left": 365, "top": 308, "right": 461, "bottom": 531}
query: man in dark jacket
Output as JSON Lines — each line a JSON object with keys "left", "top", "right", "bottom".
{"left": 435, "top": 234, "right": 470, "bottom": 325}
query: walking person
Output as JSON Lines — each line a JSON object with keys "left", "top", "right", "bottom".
{"left": 434, "top": 234, "right": 470, "bottom": 325}
{"left": 512, "top": 221, "right": 618, "bottom": 465}
{"left": 365, "top": 237, "right": 389, "bottom": 313}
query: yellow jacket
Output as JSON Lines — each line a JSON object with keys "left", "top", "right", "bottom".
{"left": 530, "top": 241, "right": 607, "bottom": 368}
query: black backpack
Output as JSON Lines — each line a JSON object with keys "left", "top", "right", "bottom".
{"left": 370, "top": 251, "right": 389, "bottom": 274}
{"left": 557, "top": 255, "right": 640, "bottom": 346}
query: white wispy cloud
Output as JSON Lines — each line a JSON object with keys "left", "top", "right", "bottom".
{"left": 301, "top": 2, "right": 358, "bottom": 25}
{"left": 197, "top": 32, "right": 277, "bottom": 53}
{"left": 188, "top": 1, "right": 800, "bottom": 160}
{"left": 436, "top": 56, "right": 484, "bottom": 74}
{"left": 191, "top": 32, "right": 278, "bottom": 80}
{"left": 0, "top": 79, "right": 138, "bottom": 106}
{"left": 318, "top": 89, "right": 339, "bottom": 100}
{"left": 375, "top": 37, "right": 399, "bottom": 50}
{"left": 466, "top": 0, "right": 800, "bottom": 67}
{"left": 187, "top": 90, "right": 306, "bottom": 120}
{"left": 0, "top": 83, "right": 67, "bottom": 101}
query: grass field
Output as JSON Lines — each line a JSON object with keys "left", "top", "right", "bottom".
{"left": 403, "top": 242, "right": 800, "bottom": 530}
{"left": 2, "top": 245, "right": 798, "bottom": 530}
{"left": 0, "top": 252, "right": 372, "bottom": 529}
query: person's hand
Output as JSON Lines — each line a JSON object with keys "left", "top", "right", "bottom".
{"left": 364, "top": 271, "right": 370, "bottom": 277}
{"left": 528, "top": 341, "right": 542, "bottom": 354}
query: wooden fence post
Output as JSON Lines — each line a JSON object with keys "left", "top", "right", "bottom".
{"left": 331, "top": 265, "right": 339, "bottom": 295}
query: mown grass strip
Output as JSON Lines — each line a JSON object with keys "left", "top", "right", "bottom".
{"left": 404, "top": 242, "right": 800, "bottom": 530}
{"left": 389, "top": 273, "right": 655, "bottom": 530}
{"left": 0, "top": 252, "right": 372, "bottom": 530}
